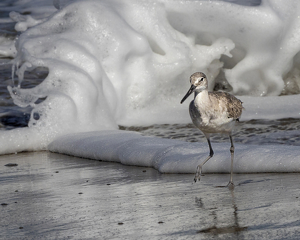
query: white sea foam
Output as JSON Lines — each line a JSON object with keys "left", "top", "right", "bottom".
{"left": 49, "top": 130, "right": 300, "bottom": 174}
{"left": 0, "top": 0, "right": 300, "bottom": 172}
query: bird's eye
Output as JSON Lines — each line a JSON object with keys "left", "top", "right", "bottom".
{"left": 200, "top": 78, "right": 204, "bottom": 82}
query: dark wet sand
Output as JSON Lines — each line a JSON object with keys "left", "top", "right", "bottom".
{"left": 1, "top": 152, "right": 300, "bottom": 239}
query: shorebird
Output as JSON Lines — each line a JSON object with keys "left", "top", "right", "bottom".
{"left": 180, "top": 72, "right": 243, "bottom": 186}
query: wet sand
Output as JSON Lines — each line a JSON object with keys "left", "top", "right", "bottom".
{"left": 1, "top": 151, "right": 300, "bottom": 239}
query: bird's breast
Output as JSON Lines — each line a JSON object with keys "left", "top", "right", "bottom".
{"left": 189, "top": 100, "right": 235, "bottom": 133}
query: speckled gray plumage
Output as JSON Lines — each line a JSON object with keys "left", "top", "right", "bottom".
{"left": 209, "top": 91, "right": 243, "bottom": 120}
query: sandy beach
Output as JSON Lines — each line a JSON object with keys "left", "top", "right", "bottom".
{"left": 1, "top": 151, "right": 300, "bottom": 239}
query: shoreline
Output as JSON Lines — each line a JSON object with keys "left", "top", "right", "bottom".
{"left": 1, "top": 151, "right": 300, "bottom": 239}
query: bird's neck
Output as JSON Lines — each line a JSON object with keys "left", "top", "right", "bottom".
{"left": 194, "top": 90, "right": 210, "bottom": 107}
{"left": 194, "top": 89, "right": 209, "bottom": 100}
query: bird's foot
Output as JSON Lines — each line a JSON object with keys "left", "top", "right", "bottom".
{"left": 194, "top": 166, "right": 202, "bottom": 182}
{"left": 227, "top": 181, "right": 235, "bottom": 189}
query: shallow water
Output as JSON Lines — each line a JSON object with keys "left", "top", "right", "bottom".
{"left": 1, "top": 151, "right": 300, "bottom": 239}
{"left": 0, "top": 59, "right": 48, "bottom": 129}
{"left": 120, "top": 118, "right": 300, "bottom": 146}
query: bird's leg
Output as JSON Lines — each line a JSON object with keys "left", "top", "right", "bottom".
{"left": 227, "top": 134, "right": 235, "bottom": 187}
{"left": 194, "top": 137, "right": 214, "bottom": 182}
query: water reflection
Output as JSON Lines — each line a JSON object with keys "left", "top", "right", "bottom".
{"left": 196, "top": 187, "right": 248, "bottom": 237}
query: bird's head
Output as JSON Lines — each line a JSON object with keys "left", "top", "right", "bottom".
{"left": 180, "top": 72, "right": 208, "bottom": 104}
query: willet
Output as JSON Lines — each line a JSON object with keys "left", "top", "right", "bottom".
{"left": 180, "top": 72, "right": 243, "bottom": 186}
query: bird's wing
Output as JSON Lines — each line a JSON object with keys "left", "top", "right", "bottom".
{"left": 209, "top": 92, "right": 243, "bottom": 119}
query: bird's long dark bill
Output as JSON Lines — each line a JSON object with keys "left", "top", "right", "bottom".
{"left": 180, "top": 85, "right": 195, "bottom": 104}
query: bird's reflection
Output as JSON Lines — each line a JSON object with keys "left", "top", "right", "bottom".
{"left": 196, "top": 187, "right": 248, "bottom": 236}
